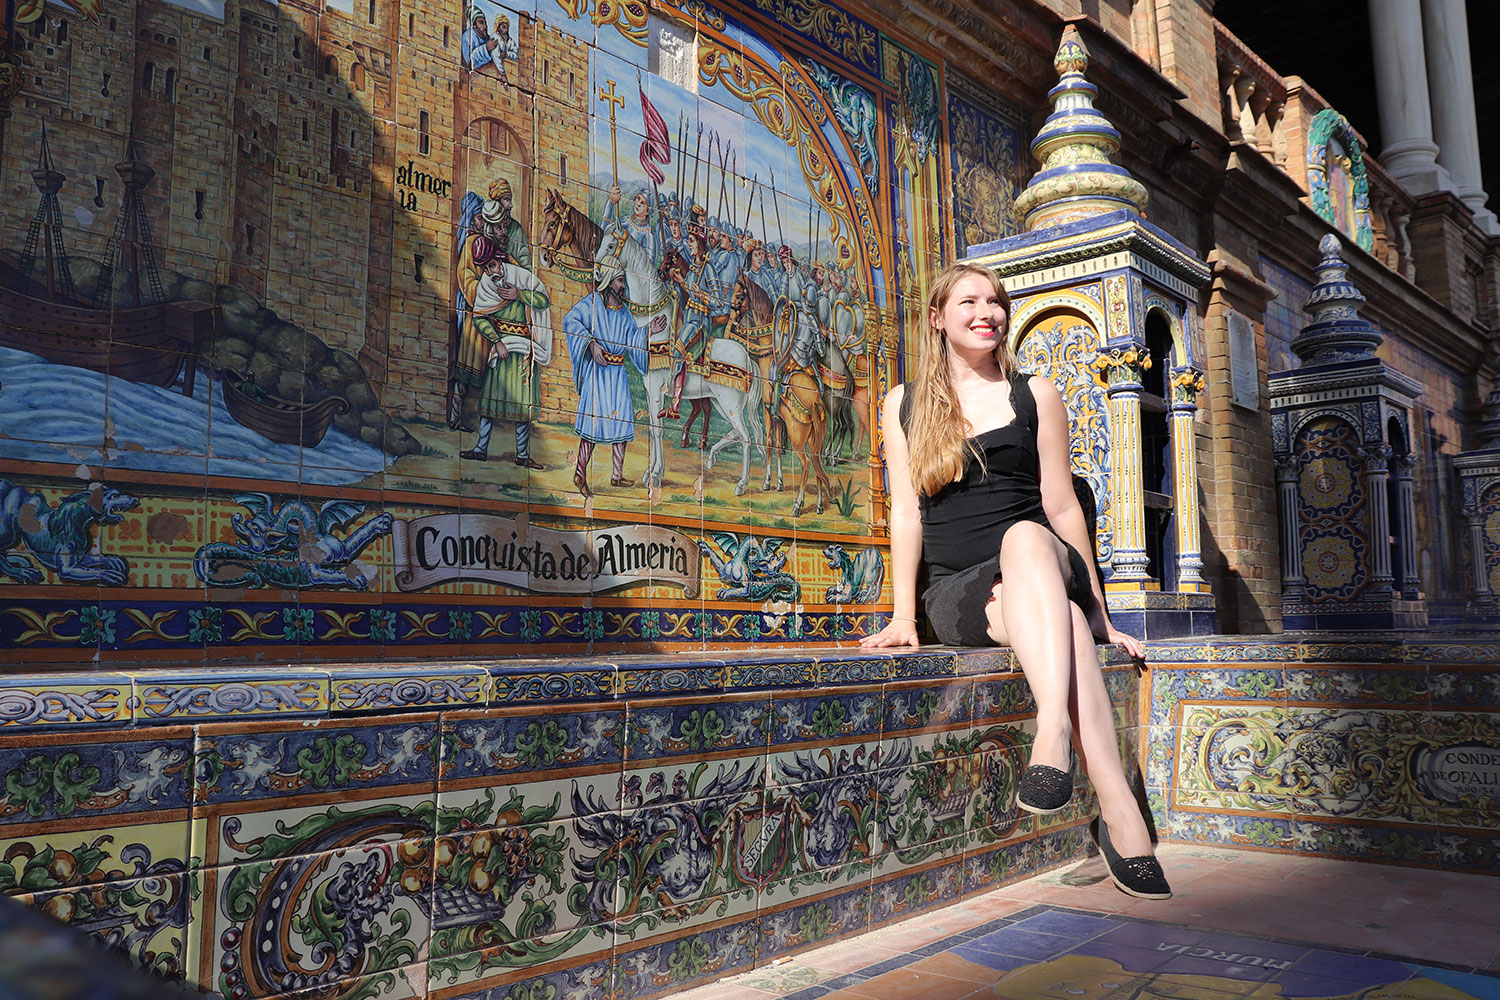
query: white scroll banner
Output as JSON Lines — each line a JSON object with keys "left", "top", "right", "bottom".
{"left": 392, "top": 513, "right": 699, "bottom": 597}
{"left": 1412, "top": 743, "right": 1500, "bottom": 805}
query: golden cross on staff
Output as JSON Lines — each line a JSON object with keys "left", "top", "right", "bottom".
{"left": 598, "top": 78, "right": 625, "bottom": 185}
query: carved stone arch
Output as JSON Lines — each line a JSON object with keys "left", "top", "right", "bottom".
{"left": 1142, "top": 296, "right": 1190, "bottom": 367}
{"left": 1008, "top": 290, "right": 1107, "bottom": 354}
{"left": 1291, "top": 406, "right": 1362, "bottom": 447}
{"left": 1307, "top": 109, "right": 1375, "bottom": 251}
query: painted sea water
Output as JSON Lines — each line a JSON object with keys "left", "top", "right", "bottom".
{"left": 0, "top": 346, "right": 389, "bottom": 485}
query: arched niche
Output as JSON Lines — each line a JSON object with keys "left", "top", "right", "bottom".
{"left": 1292, "top": 412, "right": 1370, "bottom": 603}
{"left": 1012, "top": 304, "right": 1113, "bottom": 566}
{"left": 1307, "top": 109, "right": 1374, "bottom": 252}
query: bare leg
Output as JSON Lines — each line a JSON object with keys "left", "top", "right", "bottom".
{"left": 1064, "top": 603, "right": 1154, "bottom": 857}
{"left": 984, "top": 522, "right": 1154, "bottom": 858}
{"left": 987, "top": 522, "right": 1075, "bottom": 775}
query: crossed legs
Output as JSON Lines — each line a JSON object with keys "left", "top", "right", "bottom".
{"left": 983, "top": 521, "right": 1154, "bottom": 858}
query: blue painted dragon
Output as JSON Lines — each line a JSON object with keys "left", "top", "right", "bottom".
{"left": 194, "top": 493, "right": 392, "bottom": 590}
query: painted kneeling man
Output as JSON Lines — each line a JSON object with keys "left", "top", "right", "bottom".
{"left": 563, "top": 261, "right": 665, "bottom": 495}
{"left": 459, "top": 235, "right": 553, "bottom": 468}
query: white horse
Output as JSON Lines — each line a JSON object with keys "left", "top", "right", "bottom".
{"left": 596, "top": 230, "right": 759, "bottom": 494}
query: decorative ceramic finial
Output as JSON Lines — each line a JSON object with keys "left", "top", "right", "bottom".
{"left": 1013, "top": 25, "right": 1149, "bottom": 232}
{"left": 1290, "top": 234, "right": 1383, "bottom": 364}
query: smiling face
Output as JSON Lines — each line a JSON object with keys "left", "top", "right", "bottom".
{"left": 931, "top": 271, "right": 1009, "bottom": 355}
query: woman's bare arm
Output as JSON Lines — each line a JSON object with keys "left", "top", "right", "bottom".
{"left": 860, "top": 385, "right": 923, "bottom": 648}
{"left": 1032, "top": 376, "right": 1145, "bottom": 658}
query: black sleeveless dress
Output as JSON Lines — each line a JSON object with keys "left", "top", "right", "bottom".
{"left": 899, "top": 374, "right": 1098, "bottom": 647}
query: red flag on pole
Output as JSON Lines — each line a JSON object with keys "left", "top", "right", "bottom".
{"left": 639, "top": 88, "right": 671, "bottom": 186}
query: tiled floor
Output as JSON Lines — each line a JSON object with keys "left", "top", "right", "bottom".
{"left": 680, "top": 844, "right": 1500, "bottom": 1000}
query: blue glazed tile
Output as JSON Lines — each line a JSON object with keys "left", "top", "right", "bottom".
{"left": 0, "top": 728, "right": 195, "bottom": 825}
{"left": 1154, "top": 953, "right": 1281, "bottom": 982}
{"left": 725, "top": 658, "right": 816, "bottom": 689}
{"left": 0, "top": 673, "right": 134, "bottom": 730}
{"left": 132, "top": 669, "right": 329, "bottom": 721}
{"left": 1288, "top": 948, "right": 1415, "bottom": 983}
{"left": 972, "top": 675, "right": 1035, "bottom": 720}
{"left": 770, "top": 689, "right": 885, "bottom": 745}
{"left": 946, "top": 941, "right": 1033, "bottom": 973}
{"left": 962, "top": 926, "right": 1074, "bottom": 962}
{"left": 491, "top": 664, "right": 615, "bottom": 702}
{"left": 330, "top": 666, "right": 487, "bottom": 712}
{"left": 611, "top": 916, "right": 759, "bottom": 997}
{"left": 441, "top": 706, "right": 625, "bottom": 778}
{"left": 1094, "top": 920, "right": 1210, "bottom": 950}
{"left": 196, "top": 716, "right": 440, "bottom": 806}
{"left": 883, "top": 680, "right": 972, "bottom": 733}
{"left": 846, "top": 951, "right": 922, "bottom": 977}
{"left": 1194, "top": 932, "right": 1309, "bottom": 964}
{"left": 814, "top": 652, "right": 894, "bottom": 684}
{"left": 1008, "top": 908, "right": 1122, "bottom": 938}
{"left": 888, "top": 651, "right": 959, "bottom": 679}
{"left": 1273, "top": 972, "right": 1397, "bottom": 997}
{"left": 616, "top": 659, "right": 727, "bottom": 695}
{"left": 623, "top": 695, "right": 772, "bottom": 761}
{"left": 1428, "top": 667, "right": 1500, "bottom": 707}
{"left": 759, "top": 885, "right": 871, "bottom": 955}
{"left": 953, "top": 648, "right": 1015, "bottom": 675}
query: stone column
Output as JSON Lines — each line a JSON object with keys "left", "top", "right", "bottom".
{"left": 1420, "top": 0, "right": 1497, "bottom": 233}
{"left": 1360, "top": 444, "right": 1395, "bottom": 593}
{"left": 1394, "top": 453, "right": 1420, "bottom": 597}
{"left": 1275, "top": 455, "right": 1305, "bottom": 600}
{"left": 1092, "top": 347, "right": 1151, "bottom": 582}
{"left": 1169, "top": 368, "right": 1206, "bottom": 587}
{"left": 1368, "top": 0, "right": 1448, "bottom": 194}
{"left": 1465, "top": 506, "right": 1493, "bottom": 602}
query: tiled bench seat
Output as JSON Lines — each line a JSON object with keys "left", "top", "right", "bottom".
{"left": 2, "top": 634, "right": 1496, "bottom": 1000}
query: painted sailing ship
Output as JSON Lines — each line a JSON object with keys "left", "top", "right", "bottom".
{"left": 0, "top": 131, "right": 218, "bottom": 393}
{"left": 217, "top": 369, "right": 349, "bottom": 447}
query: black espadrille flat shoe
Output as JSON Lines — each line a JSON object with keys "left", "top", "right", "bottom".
{"left": 1016, "top": 752, "right": 1074, "bottom": 815}
{"left": 1091, "top": 817, "right": 1172, "bottom": 900}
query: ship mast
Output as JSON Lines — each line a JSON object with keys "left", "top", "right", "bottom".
{"left": 17, "top": 125, "right": 79, "bottom": 303}
{"left": 94, "top": 139, "right": 165, "bottom": 308}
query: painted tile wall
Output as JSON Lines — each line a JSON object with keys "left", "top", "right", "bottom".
{"left": 0, "top": 0, "right": 1026, "bottom": 662}
{"left": 1145, "top": 639, "right": 1500, "bottom": 875}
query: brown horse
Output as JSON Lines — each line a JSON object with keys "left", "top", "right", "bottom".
{"left": 766, "top": 318, "right": 834, "bottom": 516}
{"left": 537, "top": 188, "right": 602, "bottom": 280}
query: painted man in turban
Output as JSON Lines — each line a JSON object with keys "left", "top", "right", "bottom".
{"left": 462, "top": 7, "right": 516, "bottom": 80}
{"left": 562, "top": 262, "right": 664, "bottom": 494}
{"left": 457, "top": 235, "right": 552, "bottom": 468}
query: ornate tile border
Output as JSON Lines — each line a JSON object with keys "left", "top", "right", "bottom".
{"left": 0, "top": 673, "right": 134, "bottom": 730}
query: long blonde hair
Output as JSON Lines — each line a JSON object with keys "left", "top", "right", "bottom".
{"left": 906, "top": 263, "right": 1015, "bottom": 496}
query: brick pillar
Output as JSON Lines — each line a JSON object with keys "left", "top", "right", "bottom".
{"left": 1204, "top": 251, "right": 1281, "bottom": 632}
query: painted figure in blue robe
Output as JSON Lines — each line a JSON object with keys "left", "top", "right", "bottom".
{"left": 564, "top": 262, "right": 662, "bottom": 495}
{"left": 463, "top": 8, "right": 516, "bottom": 80}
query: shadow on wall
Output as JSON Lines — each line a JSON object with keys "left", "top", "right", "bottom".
{"left": 0, "top": 0, "right": 434, "bottom": 458}
{"left": 1198, "top": 483, "right": 1278, "bottom": 634}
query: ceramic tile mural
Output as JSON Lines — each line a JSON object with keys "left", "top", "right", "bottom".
{"left": 0, "top": 0, "right": 1030, "bottom": 660}
{"left": 0, "top": 648, "right": 1143, "bottom": 999}
{"left": 1146, "top": 640, "right": 1500, "bottom": 876}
